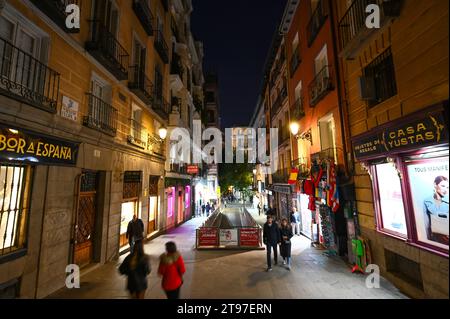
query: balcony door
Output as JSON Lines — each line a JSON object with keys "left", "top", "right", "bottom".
{"left": 314, "top": 44, "right": 328, "bottom": 77}
{"left": 93, "top": 0, "right": 119, "bottom": 35}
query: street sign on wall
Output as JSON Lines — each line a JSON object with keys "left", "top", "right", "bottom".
{"left": 198, "top": 227, "right": 219, "bottom": 246}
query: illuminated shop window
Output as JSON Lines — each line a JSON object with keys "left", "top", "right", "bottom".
{"left": 0, "top": 164, "right": 32, "bottom": 256}
{"left": 374, "top": 162, "right": 407, "bottom": 236}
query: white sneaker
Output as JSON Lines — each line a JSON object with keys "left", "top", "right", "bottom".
{"left": 282, "top": 260, "right": 286, "bottom": 265}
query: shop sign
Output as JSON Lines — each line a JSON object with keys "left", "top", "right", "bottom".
{"left": 273, "top": 185, "right": 292, "bottom": 194}
{"left": 219, "top": 229, "right": 238, "bottom": 246}
{"left": 198, "top": 227, "right": 218, "bottom": 246}
{"left": 61, "top": 95, "right": 79, "bottom": 121}
{"left": 239, "top": 228, "right": 260, "bottom": 247}
{"left": 0, "top": 124, "right": 79, "bottom": 165}
{"left": 352, "top": 106, "right": 448, "bottom": 160}
{"left": 187, "top": 165, "right": 199, "bottom": 174}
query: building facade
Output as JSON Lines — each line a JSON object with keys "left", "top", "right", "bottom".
{"left": 334, "top": 0, "right": 449, "bottom": 298}
{"left": 0, "top": 0, "right": 203, "bottom": 298}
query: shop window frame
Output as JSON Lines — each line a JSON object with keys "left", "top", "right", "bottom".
{"left": 367, "top": 148, "right": 449, "bottom": 257}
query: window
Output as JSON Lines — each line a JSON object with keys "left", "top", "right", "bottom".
{"left": 314, "top": 44, "right": 328, "bottom": 77}
{"left": 207, "top": 110, "right": 215, "bottom": 123}
{"left": 363, "top": 48, "right": 397, "bottom": 107}
{"left": 205, "top": 91, "right": 215, "bottom": 103}
{"left": 318, "top": 113, "right": 337, "bottom": 162}
{"left": 131, "top": 103, "right": 142, "bottom": 140}
{"left": 154, "top": 66, "right": 163, "bottom": 99}
{"left": 373, "top": 162, "right": 408, "bottom": 236}
{"left": 0, "top": 164, "right": 32, "bottom": 256}
{"left": 133, "top": 36, "right": 146, "bottom": 69}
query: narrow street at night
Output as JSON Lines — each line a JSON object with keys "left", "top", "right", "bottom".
{"left": 48, "top": 206, "right": 406, "bottom": 299}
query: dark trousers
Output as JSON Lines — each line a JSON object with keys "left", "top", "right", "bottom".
{"left": 266, "top": 244, "right": 278, "bottom": 268}
{"left": 165, "top": 287, "right": 180, "bottom": 299}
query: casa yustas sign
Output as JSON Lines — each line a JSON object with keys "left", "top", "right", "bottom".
{"left": 0, "top": 125, "right": 79, "bottom": 165}
{"left": 352, "top": 104, "right": 448, "bottom": 160}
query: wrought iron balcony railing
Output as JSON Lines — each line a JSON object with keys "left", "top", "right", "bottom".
{"left": 169, "top": 162, "right": 188, "bottom": 174}
{"left": 289, "top": 47, "right": 301, "bottom": 76}
{"left": 0, "top": 37, "right": 60, "bottom": 113}
{"left": 307, "top": 0, "right": 328, "bottom": 47}
{"left": 153, "top": 94, "right": 170, "bottom": 120}
{"left": 83, "top": 93, "right": 118, "bottom": 136}
{"left": 308, "top": 65, "right": 334, "bottom": 106}
{"left": 291, "top": 96, "right": 305, "bottom": 120}
{"left": 271, "top": 86, "right": 288, "bottom": 117}
{"left": 85, "top": 20, "right": 129, "bottom": 80}
{"left": 128, "top": 65, "right": 153, "bottom": 105}
{"left": 155, "top": 30, "right": 169, "bottom": 64}
{"left": 272, "top": 168, "right": 290, "bottom": 184}
{"left": 133, "top": 0, "right": 154, "bottom": 36}
{"left": 339, "top": 0, "right": 403, "bottom": 57}
{"left": 278, "top": 125, "right": 290, "bottom": 145}
{"left": 31, "top": 0, "right": 80, "bottom": 33}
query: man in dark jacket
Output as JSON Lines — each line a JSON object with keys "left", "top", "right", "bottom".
{"left": 126, "top": 214, "right": 144, "bottom": 253}
{"left": 263, "top": 215, "right": 281, "bottom": 271}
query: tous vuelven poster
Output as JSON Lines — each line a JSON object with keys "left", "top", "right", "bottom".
{"left": 407, "top": 157, "right": 449, "bottom": 250}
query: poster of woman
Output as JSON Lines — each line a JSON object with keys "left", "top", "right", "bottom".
{"left": 407, "top": 158, "right": 449, "bottom": 250}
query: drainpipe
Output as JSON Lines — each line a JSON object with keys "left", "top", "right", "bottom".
{"left": 34, "top": 166, "right": 50, "bottom": 299}
{"left": 328, "top": 0, "right": 353, "bottom": 176}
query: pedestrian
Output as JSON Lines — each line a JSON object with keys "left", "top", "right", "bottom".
{"left": 280, "top": 218, "right": 294, "bottom": 270}
{"left": 263, "top": 215, "right": 281, "bottom": 271}
{"left": 290, "top": 208, "right": 298, "bottom": 236}
{"left": 294, "top": 208, "right": 301, "bottom": 236}
{"left": 158, "top": 241, "right": 186, "bottom": 299}
{"left": 126, "top": 214, "right": 144, "bottom": 254}
{"left": 119, "top": 240, "right": 151, "bottom": 299}
{"left": 201, "top": 203, "right": 206, "bottom": 216}
{"left": 205, "top": 202, "right": 211, "bottom": 217}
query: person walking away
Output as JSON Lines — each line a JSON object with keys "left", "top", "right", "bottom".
{"left": 119, "top": 240, "right": 151, "bottom": 299}
{"left": 280, "top": 218, "right": 294, "bottom": 270}
{"left": 205, "top": 202, "right": 211, "bottom": 217}
{"left": 201, "top": 203, "right": 206, "bottom": 216}
{"left": 290, "top": 208, "right": 299, "bottom": 236}
{"left": 126, "top": 214, "right": 144, "bottom": 254}
{"left": 158, "top": 242, "right": 186, "bottom": 299}
{"left": 294, "top": 208, "right": 301, "bottom": 236}
{"left": 263, "top": 215, "right": 281, "bottom": 271}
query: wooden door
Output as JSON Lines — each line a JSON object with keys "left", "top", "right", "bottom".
{"left": 74, "top": 192, "right": 97, "bottom": 268}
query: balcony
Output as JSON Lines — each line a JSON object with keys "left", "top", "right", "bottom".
{"left": 339, "top": 0, "right": 403, "bottom": 59}
{"left": 289, "top": 47, "right": 301, "bottom": 76}
{"left": 83, "top": 93, "right": 118, "bottom": 136}
{"left": 0, "top": 37, "right": 60, "bottom": 113}
{"left": 154, "top": 30, "right": 169, "bottom": 64}
{"left": 278, "top": 125, "right": 290, "bottom": 145}
{"left": 308, "top": 65, "right": 334, "bottom": 106}
{"left": 133, "top": 0, "right": 154, "bottom": 36}
{"left": 128, "top": 65, "right": 153, "bottom": 105}
{"left": 153, "top": 94, "right": 170, "bottom": 120}
{"left": 271, "top": 86, "right": 288, "bottom": 117}
{"left": 31, "top": 0, "right": 80, "bottom": 33}
{"left": 307, "top": 0, "right": 328, "bottom": 47}
{"left": 85, "top": 21, "right": 129, "bottom": 80}
{"left": 169, "top": 162, "right": 188, "bottom": 175}
{"left": 272, "top": 168, "right": 290, "bottom": 184}
{"left": 290, "top": 96, "right": 305, "bottom": 120}
{"left": 127, "top": 118, "right": 146, "bottom": 149}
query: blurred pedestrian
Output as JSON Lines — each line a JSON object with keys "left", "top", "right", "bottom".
{"left": 205, "top": 202, "right": 211, "bottom": 217}
{"left": 201, "top": 203, "right": 206, "bottom": 216}
{"left": 290, "top": 208, "right": 299, "bottom": 236}
{"left": 263, "top": 215, "right": 281, "bottom": 271}
{"left": 126, "top": 214, "right": 144, "bottom": 254}
{"left": 158, "top": 242, "right": 186, "bottom": 299}
{"left": 280, "top": 218, "right": 294, "bottom": 270}
{"left": 119, "top": 240, "right": 151, "bottom": 299}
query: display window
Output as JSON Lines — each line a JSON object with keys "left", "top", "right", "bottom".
{"left": 372, "top": 162, "right": 408, "bottom": 237}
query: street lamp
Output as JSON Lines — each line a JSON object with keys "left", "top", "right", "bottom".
{"left": 289, "top": 121, "right": 300, "bottom": 136}
{"left": 158, "top": 126, "right": 167, "bottom": 140}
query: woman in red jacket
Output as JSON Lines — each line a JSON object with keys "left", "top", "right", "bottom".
{"left": 158, "top": 241, "right": 186, "bottom": 299}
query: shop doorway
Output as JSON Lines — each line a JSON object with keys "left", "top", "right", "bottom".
{"left": 74, "top": 171, "right": 99, "bottom": 268}
{"left": 120, "top": 200, "right": 138, "bottom": 247}
{"left": 177, "top": 187, "right": 184, "bottom": 225}
{"left": 120, "top": 171, "right": 142, "bottom": 248}
{"left": 148, "top": 175, "right": 159, "bottom": 234}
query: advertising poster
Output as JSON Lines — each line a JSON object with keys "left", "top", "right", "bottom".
{"left": 239, "top": 228, "right": 260, "bottom": 247}
{"left": 406, "top": 157, "right": 449, "bottom": 250}
{"left": 219, "top": 229, "right": 238, "bottom": 246}
{"left": 198, "top": 227, "right": 218, "bottom": 246}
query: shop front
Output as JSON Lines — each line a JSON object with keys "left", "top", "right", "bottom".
{"left": 147, "top": 175, "right": 160, "bottom": 235}
{"left": 165, "top": 177, "right": 192, "bottom": 230}
{"left": 120, "top": 171, "right": 142, "bottom": 249}
{"left": 351, "top": 101, "right": 448, "bottom": 296}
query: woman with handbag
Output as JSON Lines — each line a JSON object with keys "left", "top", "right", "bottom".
{"left": 158, "top": 241, "right": 186, "bottom": 299}
{"left": 280, "top": 218, "right": 294, "bottom": 270}
{"left": 118, "top": 240, "right": 151, "bottom": 299}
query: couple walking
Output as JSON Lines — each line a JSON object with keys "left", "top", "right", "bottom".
{"left": 119, "top": 238, "right": 186, "bottom": 299}
{"left": 263, "top": 215, "right": 293, "bottom": 271}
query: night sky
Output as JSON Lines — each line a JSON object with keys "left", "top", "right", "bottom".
{"left": 191, "top": 0, "right": 288, "bottom": 129}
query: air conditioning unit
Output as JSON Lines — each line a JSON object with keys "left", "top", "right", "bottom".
{"left": 358, "top": 75, "right": 376, "bottom": 100}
